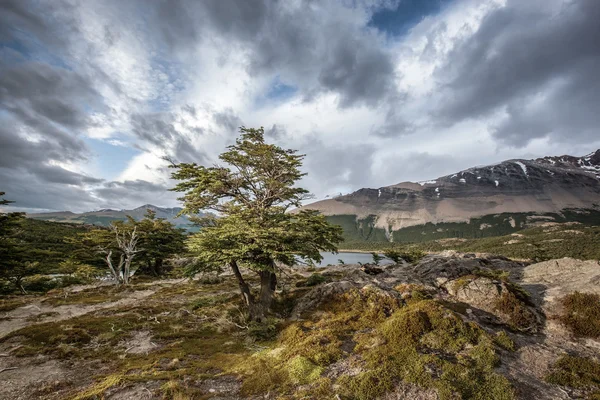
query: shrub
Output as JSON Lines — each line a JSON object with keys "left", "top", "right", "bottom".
{"left": 546, "top": 355, "right": 600, "bottom": 391}
{"left": 557, "top": 292, "right": 600, "bottom": 338}
{"left": 247, "top": 317, "right": 280, "bottom": 341}
{"left": 494, "top": 291, "right": 537, "bottom": 332}
{"left": 304, "top": 273, "right": 328, "bottom": 287}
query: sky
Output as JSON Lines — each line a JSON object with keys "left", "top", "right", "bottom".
{"left": 1, "top": 0, "right": 599, "bottom": 212}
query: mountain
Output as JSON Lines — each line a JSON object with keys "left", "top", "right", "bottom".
{"left": 301, "top": 150, "right": 600, "bottom": 244}
{"left": 28, "top": 204, "right": 194, "bottom": 230}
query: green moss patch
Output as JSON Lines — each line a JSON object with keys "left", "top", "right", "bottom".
{"left": 235, "top": 288, "right": 514, "bottom": 399}
{"left": 546, "top": 355, "right": 600, "bottom": 399}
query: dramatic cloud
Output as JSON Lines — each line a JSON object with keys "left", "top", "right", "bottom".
{"left": 436, "top": 0, "right": 600, "bottom": 146}
{"left": 1, "top": 0, "right": 599, "bottom": 212}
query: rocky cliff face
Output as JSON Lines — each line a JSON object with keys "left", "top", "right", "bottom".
{"left": 302, "top": 150, "right": 600, "bottom": 241}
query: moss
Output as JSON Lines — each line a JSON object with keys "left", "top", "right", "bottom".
{"left": 45, "top": 286, "right": 127, "bottom": 306}
{"left": 0, "top": 296, "right": 33, "bottom": 312}
{"left": 247, "top": 317, "right": 281, "bottom": 341}
{"left": 494, "top": 331, "right": 516, "bottom": 351}
{"left": 546, "top": 355, "right": 600, "bottom": 389}
{"left": 190, "top": 293, "right": 233, "bottom": 310}
{"left": 557, "top": 292, "right": 600, "bottom": 338}
{"left": 341, "top": 300, "right": 514, "bottom": 400}
{"left": 394, "top": 283, "right": 433, "bottom": 302}
{"left": 286, "top": 356, "right": 324, "bottom": 384}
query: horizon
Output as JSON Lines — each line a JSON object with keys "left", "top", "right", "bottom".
{"left": 1, "top": 0, "right": 599, "bottom": 213}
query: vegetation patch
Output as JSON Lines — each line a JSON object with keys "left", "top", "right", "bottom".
{"left": 341, "top": 223, "right": 600, "bottom": 261}
{"left": 297, "top": 273, "right": 329, "bottom": 287}
{"left": 494, "top": 290, "right": 537, "bottom": 332}
{"left": 235, "top": 288, "right": 514, "bottom": 399}
{"left": 546, "top": 355, "right": 600, "bottom": 399}
{"left": 557, "top": 292, "right": 600, "bottom": 338}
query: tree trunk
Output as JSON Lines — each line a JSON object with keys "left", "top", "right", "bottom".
{"left": 154, "top": 258, "right": 163, "bottom": 276}
{"left": 105, "top": 250, "right": 120, "bottom": 283}
{"left": 230, "top": 260, "right": 254, "bottom": 308}
{"left": 229, "top": 261, "right": 278, "bottom": 322}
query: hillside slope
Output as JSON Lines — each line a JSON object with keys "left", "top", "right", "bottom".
{"left": 302, "top": 150, "right": 600, "bottom": 243}
{"left": 28, "top": 204, "right": 193, "bottom": 230}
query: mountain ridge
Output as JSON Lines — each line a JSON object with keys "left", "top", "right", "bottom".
{"left": 27, "top": 204, "right": 192, "bottom": 229}
{"left": 301, "top": 149, "right": 600, "bottom": 243}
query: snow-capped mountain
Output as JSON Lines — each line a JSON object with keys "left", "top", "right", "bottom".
{"left": 300, "top": 150, "right": 600, "bottom": 243}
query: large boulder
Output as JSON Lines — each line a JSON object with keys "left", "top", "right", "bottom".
{"left": 442, "top": 275, "right": 541, "bottom": 332}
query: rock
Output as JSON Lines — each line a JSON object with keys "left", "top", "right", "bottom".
{"left": 291, "top": 281, "right": 356, "bottom": 319}
{"left": 442, "top": 276, "right": 541, "bottom": 332}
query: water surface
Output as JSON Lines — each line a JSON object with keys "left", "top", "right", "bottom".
{"left": 312, "top": 251, "right": 393, "bottom": 267}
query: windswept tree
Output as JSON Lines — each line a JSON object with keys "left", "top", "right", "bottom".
{"left": 171, "top": 127, "right": 343, "bottom": 321}
{"left": 135, "top": 210, "right": 186, "bottom": 276}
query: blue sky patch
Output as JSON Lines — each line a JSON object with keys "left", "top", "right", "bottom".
{"left": 85, "top": 138, "right": 140, "bottom": 181}
{"left": 265, "top": 77, "right": 298, "bottom": 102}
{"left": 369, "top": 0, "right": 453, "bottom": 37}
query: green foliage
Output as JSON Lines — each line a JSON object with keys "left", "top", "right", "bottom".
{"left": 342, "top": 223, "right": 600, "bottom": 261}
{"left": 170, "top": 127, "right": 343, "bottom": 319}
{"left": 301, "top": 273, "right": 328, "bottom": 287}
{"left": 73, "top": 210, "right": 185, "bottom": 283}
{"left": 546, "top": 355, "right": 600, "bottom": 396}
{"left": 371, "top": 252, "right": 383, "bottom": 265}
{"left": 557, "top": 292, "right": 600, "bottom": 338}
{"left": 383, "top": 249, "right": 402, "bottom": 263}
{"left": 133, "top": 209, "right": 186, "bottom": 276}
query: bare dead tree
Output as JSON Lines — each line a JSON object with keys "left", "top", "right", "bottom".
{"left": 112, "top": 225, "right": 141, "bottom": 284}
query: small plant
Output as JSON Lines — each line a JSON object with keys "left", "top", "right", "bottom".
{"left": 303, "top": 273, "right": 328, "bottom": 287}
{"left": 371, "top": 253, "right": 383, "bottom": 265}
{"left": 247, "top": 317, "right": 281, "bottom": 341}
{"left": 557, "top": 292, "right": 600, "bottom": 338}
{"left": 337, "top": 259, "right": 345, "bottom": 265}
{"left": 383, "top": 250, "right": 402, "bottom": 263}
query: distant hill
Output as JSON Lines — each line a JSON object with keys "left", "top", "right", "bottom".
{"left": 300, "top": 150, "right": 600, "bottom": 245}
{"left": 28, "top": 204, "right": 195, "bottom": 230}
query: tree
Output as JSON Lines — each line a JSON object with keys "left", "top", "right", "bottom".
{"left": 171, "top": 127, "right": 343, "bottom": 321}
{"left": 134, "top": 209, "right": 186, "bottom": 276}
{"left": 383, "top": 250, "right": 402, "bottom": 263}
{"left": 371, "top": 252, "right": 383, "bottom": 265}
{"left": 0, "top": 192, "right": 44, "bottom": 293}
{"left": 76, "top": 220, "right": 141, "bottom": 284}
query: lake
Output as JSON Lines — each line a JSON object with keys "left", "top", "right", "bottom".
{"left": 311, "top": 251, "right": 393, "bottom": 267}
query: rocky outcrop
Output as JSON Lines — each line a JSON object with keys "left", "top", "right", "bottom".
{"left": 291, "top": 253, "right": 600, "bottom": 399}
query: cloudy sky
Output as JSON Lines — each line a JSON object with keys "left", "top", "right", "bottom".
{"left": 1, "top": 0, "right": 599, "bottom": 212}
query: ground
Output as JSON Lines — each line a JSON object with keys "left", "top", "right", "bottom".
{"left": 1, "top": 254, "right": 599, "bottom": 400}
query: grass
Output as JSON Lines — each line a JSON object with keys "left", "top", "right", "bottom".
{"left": 557, "top": 292, "right": 600, "bottom": 338}
{"left": 0, "top": 296, "right": 33, "bottom": 312}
